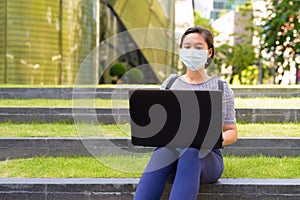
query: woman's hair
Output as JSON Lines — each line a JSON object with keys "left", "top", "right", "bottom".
{"left": 179, "top": 26, "right": 214, "bottom": 68}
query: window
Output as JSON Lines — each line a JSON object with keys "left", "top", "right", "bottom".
{"left": 210, "top": 11, "right": 220, "bottom": 20}
{"left": 213, "top": 2, "right": 224, "bottom": 9}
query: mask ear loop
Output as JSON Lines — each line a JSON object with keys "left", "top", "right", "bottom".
{"left": 205, "top": 48, "right": 214, "bottom": 68}
{"left": 205, "top": 57, "right": 212, "bottom": 68}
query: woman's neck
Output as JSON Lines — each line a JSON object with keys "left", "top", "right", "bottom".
{"left": 184, "top": 69, "right": 211, "bottom": 84}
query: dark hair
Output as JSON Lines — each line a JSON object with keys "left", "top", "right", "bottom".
{"left": 179, "top": 26, "right": 214, "bottom": 68}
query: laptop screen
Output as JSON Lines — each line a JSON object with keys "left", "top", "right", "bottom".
{"left": 129, "top": 90, "right": 223, "bottom": 149}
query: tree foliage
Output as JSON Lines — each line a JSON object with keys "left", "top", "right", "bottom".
{"left": 193, "top": 2, "right": 262, "bottom": 84}
{"left": 214, "top": 1, "right": 259, "bottom": 84}
{"left": 194, "top": 11, "right": 218, "bottom": 36}
{"left": 261, "top": 0, "right": 300, "bottom": 84}
{"left": 215, "top": 43, "right": 258, "bottom": 84}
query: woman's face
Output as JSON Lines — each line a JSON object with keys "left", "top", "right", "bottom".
{"left": 181, "top": 33, "right": 212, "bottom": 57}
{"left": 182, "top": 33, "right": 208, "bottom": 49}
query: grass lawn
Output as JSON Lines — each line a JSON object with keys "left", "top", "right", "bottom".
{"left": 0, "top": 122, "right": 299, "bottom": 138}
{"left": 1, "top": 84, "right": 300, "bottom": 88}
{"left": 1, "top": 97, "right": 300, "bottom": 108}
{"left": 0, "top": 84, "right": 158, "bottom": 88}
{"left": 234, "top": 97, "right": 300, "bottom": 109}
{"left": 0, "top": 155, "right": 298, "bottom": 179}
{"left": 0, "top": 98, "right": 128, "bottom": 108}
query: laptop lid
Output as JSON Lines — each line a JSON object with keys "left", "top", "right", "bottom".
{"left": 129, "top": 90, "right": 223, "bottom": 149}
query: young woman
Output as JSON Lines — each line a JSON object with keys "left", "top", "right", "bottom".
{"left": 134, "top": 26, "right": 238, "bottom": 200}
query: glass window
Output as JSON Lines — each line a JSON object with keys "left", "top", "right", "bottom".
{"left": 210, "top": 11, "right": 220, "bottom": 20}
{"left": 213, "top": 2, "right": 224, "bottom": 9}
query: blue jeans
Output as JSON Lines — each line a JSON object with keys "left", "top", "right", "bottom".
{"left": 134, "top": 147, "right": 224, "bottom": 200}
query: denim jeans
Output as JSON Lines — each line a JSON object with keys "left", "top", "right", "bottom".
{"left": 134, "top": 147, "right": 224, "bottom": 200}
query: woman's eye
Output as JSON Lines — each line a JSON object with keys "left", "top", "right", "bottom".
{"left": 183, "top": 46, "right": 191, "bottom": 49}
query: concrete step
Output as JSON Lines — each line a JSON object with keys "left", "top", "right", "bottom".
{"left": 1, "top": 87, "right": 300, "bottom": 99}
{"left": 0, "top": 178, "right": 299, "bottom": 200}
{"left": 0, "top": 107, "right": 299, "bottom": 123}
{"left": 0, "top": 88, "right": 117, "bottom": 99}
{"left": 0, "top": 138, "right": 299, "bottom": 160}
{"left": 232, "top": 87, "right": 300, "bottom": 98}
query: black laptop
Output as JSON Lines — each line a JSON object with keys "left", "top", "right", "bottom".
{"left": 129, "top": 89, "right": 223, "bottom": 149}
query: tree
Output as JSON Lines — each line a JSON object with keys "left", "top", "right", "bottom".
{"left": 193, "top": 1, "right": 261, "bottom": 84}
{"left": 261, "top": 0, "right": 300, "bottom": 84}
{"left": 215, "top": 43, "right": 258, "bottom": 84}
{"left": 194, "top": 11, "right": 219, "bottom": 36}
{"left": 109, "top": 62, "right": 128, "bottom": 84}
{"left": 213, "top": 1, "right": 259, "bottom": 84}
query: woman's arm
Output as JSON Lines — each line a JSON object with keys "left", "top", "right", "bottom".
{"left": 221, "top": 81, "right": 237, "bottom": 147}
{"left": 222, "top": 123, "right": 238, "bottom": 147}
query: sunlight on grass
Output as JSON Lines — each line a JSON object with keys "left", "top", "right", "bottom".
{"left": 0, "top": 123, "right": 131, "bottom": 138}
{"left": 223, "top": 155, "right": 300, "bottom": 178}
{"left": 1, "top": 97, "right": 300, "bottom": 108}
{"left": 237, "top": 123, "right": 300, "bottom": 137}
{"left": 0, "top": 155, "right": 299, "bottom": 178}
{"left": 0, "top": 99, "right": 129, "bottom": 108}
{"left": 0, "top": 122, "right": 298, "bottom": 138}
{"left": 0, "top": 84, "right": 159, "bottom": 88}
{"left": 234, "top": 97, "right": 300, "bottom": 109}
{"left": 0, "top": 155, "right": 150, "bottom": 178}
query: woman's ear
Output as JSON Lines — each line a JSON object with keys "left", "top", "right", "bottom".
{"left": 207, "top": 48, "right": 213, "bottom": 58}
{"left": 205, "top": 48, "right": 214, "bottom": 68}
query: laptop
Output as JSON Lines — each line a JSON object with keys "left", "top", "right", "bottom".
{"left": 128, "top": 90, "right": 223, "bottom": 149}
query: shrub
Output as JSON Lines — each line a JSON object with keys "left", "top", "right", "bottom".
{"left": 124, "top": 68, "right": 144, "bottom": 84}
{"left": 109, "top": 63, "right": 128, "bottom": 78}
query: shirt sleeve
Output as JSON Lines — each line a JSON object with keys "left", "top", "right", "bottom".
{"left": 223, "top": 81, "right": 236, "bottom": 124}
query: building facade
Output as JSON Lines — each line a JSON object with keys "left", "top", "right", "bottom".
{"left": 194, "top": 0, "right": 247, "bottom": 20}
{"left": 0, "top": 0, "right": 176, "bottom": 85}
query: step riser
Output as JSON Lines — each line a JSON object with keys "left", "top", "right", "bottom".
{"left": 0, "top": 138, "right": 299, "bottom": 160}
{"left": 1, "top": 88, "right": 300, "bottom": 98}
{"left": 0, "top": 178, "right": 299, "bottom": 200}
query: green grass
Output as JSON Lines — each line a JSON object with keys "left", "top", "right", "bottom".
{"left": 1, "top": 84, "right": 300, "bottom": 88}
{"left": 0, "top": 122, "right": 299, "bottom": 138}
{"left": 230, "top": 85, "right": 300, "bottom": 88}
{"left": 0, "top": 84, "right": 74, "bottom": 88}
{"left": 0, "top": 155, "right": 148, "bottom": 178}
{"left": 0, "top": 99, "right": 129, "bottom": 108}
{"left": 1, "top": 97, "right": 300, "bottom": 108}
{"left": 0, "top": 155, "right": 299, "bottom": 178}
{"left": 223, "top": 155, "right": 300, "bottom": 179}
{"left": 0, "top": 123, "right": 130, "bottom": 137}
{"left": 0, "top": 84, "right": 159, "bottom": 88}
{"left": 234, "top": 97, "right": 300, "bottom": 109}
{"left": 237, "top": 122, "right": 300, "bottom": 137}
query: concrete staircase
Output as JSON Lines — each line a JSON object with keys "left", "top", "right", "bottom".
{"left": 0, "top": 178, "right": 299, "bottom": 200}
{"left": 1, "top": 86, "right": 300, "bottom": 99}
{"left": 0, "top": 86, "right": 299, "bottom": 199}
{"left": 1, "top": 87, "right": 300, "bottom": 123}
{"left": 0, "top": 138, "right": 299, "bottom": 161}
{"left": 0, "top": 107, "right": 299, "bottom": 123}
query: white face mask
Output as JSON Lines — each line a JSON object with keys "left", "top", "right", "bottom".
{"left": 179, "top": 49, "right": 208, "bottom": 71}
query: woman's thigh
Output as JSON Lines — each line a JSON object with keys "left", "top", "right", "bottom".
{"left": 144, "top": 147, "right": 179, "bottom": 173}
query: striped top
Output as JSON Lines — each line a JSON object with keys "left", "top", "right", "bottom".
{"left": 160, "top": 74, "right": 236, "bottom": 124}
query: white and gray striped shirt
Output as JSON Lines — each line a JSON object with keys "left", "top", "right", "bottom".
{"left": 160, "top": 74, "right": 236, "bottom": 124}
